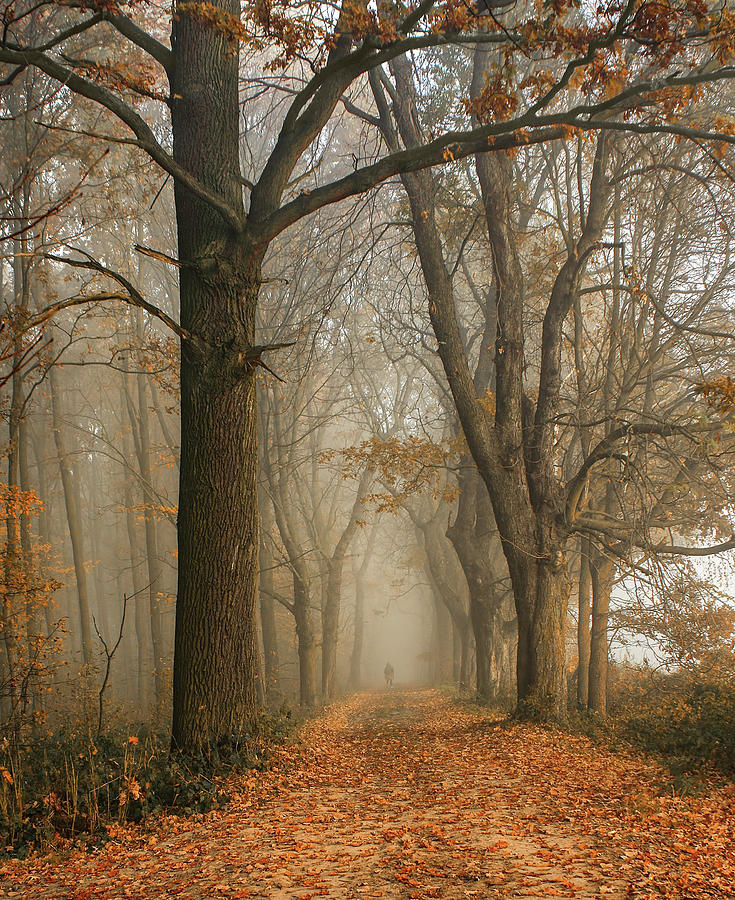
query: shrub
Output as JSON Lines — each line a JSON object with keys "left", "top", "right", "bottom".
{"left": 0, "top": 707, "right": 294, "bottom": 857}
{"left": 609, "top": 666, "right": 735, "bottom": 777}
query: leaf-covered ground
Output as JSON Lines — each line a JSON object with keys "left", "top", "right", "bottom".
{"left": 1, "top": 689, "right": 733, "bottom": 899}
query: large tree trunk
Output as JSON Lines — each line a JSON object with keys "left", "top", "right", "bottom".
{"left": 172, "top": 328, "right": 260, "bottom": 746}
{"left": 503, "top": 523, "right": 570, "bottom": 720}
{"left": 169, "top": 2, "right": 260, "bottom": 750}
{"left": 172, "top": 323, "right": 260, "bottom": 746}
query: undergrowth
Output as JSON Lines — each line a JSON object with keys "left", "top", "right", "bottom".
{"left": 0, "top": 706, "right": 295, "bottom": 858}
{"left": 572, "top": 666, "right": 735, "bottom": 784}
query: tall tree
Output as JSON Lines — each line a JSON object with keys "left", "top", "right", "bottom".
{"left": 6, "top": 0, "right": 735, "bottom": 743}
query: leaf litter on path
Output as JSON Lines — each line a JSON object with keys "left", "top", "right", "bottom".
{"left": 1, "top": 689, "right": 733, "bottom": 899}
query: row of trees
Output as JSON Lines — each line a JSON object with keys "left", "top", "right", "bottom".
{"left": 1, "top": 0, "right": 735, "bottom": 749}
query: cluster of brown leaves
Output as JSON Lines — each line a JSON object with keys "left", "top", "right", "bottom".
{"left": 72, "top": 58, "right": 168, "bottom": 103}
{"left": 464, "top": 67, "right": 519, "bottom": 125}
{"left": 614, "top": 572, "right": 735, "bottom": 678}
{"left": 1, "top": 690, "right": 733, "bottom": 899}
{"left": 44, "top": 0, "right": 735, "bottom": 137}
{"left": 337, "top": 435, "right": 460, "bottom": 513}
{"left": 696, "top": 375, "right": 735, "bottom": 416}
{"left": 0, "top": 484, "right": 64, "bottom": 735}
{"left": 458, "top": 0, "right": 735, "bottom": 129}
{"left": 175, "top": 0, "right": 324, "bottom": 68}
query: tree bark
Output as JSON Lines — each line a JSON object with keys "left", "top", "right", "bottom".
{"left": 169, "top": 2, "right": 260, "bottom": 750}
{"left": 172, "top": 324, "right": 260, "bottom": 746}
{"left": 577, "top": 537, "right": 592, "bottom": 709}
{"left": 588, "top": 550, "right": 614, "bottom": 714}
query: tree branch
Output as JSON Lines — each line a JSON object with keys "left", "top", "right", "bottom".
{"left": 38, "top": 251, "right": 199, "bottom": 346}
{"left": 37, "top": 13, "right": 104, "bottom": 53}
{"left": 259, "top": 124, "right": 565, "bottom": 242}
{"left": 0, "top": 46, "right": 243, "bottom": 231}
{"left": 564, "top": 421, "right": 719, "bottom": 527}
{"left": 99, "top": 11, "right": 174, "bottom": 72}
{"left": 260, "top": 583, "right": 295, "bottom": 615}
{"left": 55, "top": 1, "right": 174, "bottom": 70}
{"left": 642, "top": 535, "right": 735, "bottom": 556}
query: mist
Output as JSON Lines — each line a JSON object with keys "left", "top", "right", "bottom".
{"left": 1, "top": 0, "right": 735, "bottom": 891}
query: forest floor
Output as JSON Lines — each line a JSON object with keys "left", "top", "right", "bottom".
{"left": 1, "top": 688, "right": 734, "bottom": 899}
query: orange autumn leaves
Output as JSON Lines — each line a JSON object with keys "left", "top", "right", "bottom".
{"left": 31, "top": 0, "right": 735, "bottom": 162}
{"left": 335, "top": 434, "right": 460, "bottom": 513}
{"left": 0, "top": 485, "right": 62, "bottom": 663}
{"left": 333, "top": 391, "right": 494, "bottom": 513}
{"left": 1, "top": 690, "right": 734, "bottom": 899}
{"left": 697, "top": 375, "right": 735, "bottom": 417}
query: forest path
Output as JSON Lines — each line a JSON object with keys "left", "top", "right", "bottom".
{"left": 2, "top": 688, "right": 734, "bottom": 899}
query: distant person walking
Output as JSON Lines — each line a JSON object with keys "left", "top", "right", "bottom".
{"left": 384, "top": 662, "right": 394, "bottom": 688}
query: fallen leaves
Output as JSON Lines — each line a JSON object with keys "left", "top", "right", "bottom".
{"left": 1, "top": 690, "right": 733, "bottom": 899}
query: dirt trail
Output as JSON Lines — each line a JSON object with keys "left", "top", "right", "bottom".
{"left": 1, "top": 689, "right": 734, "bottom": 899}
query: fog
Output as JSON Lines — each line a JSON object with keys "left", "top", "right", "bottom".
{"left": 1, "top": 0, "right": 735, "bottom": 772}
{"left": 360, "top": 578, "right": 434, "bottom": 689}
